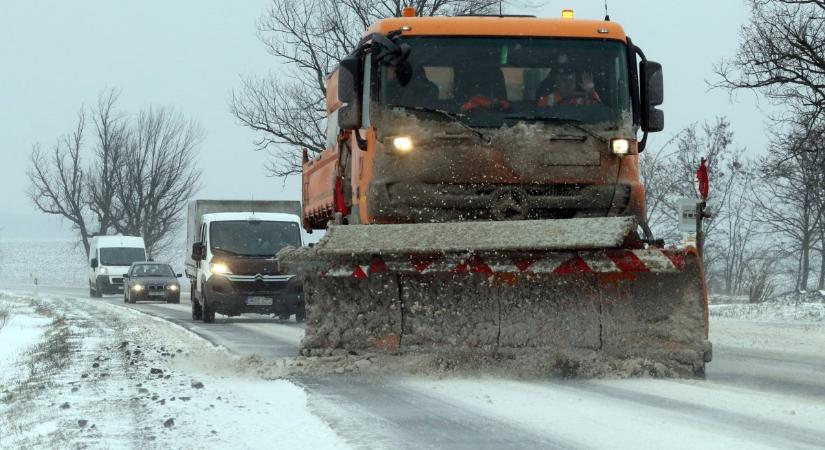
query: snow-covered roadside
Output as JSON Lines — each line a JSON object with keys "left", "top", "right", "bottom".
{"left": 710, "top": 301, "right": 825, "bottom": 323}
{"left": 0, "top": 292, "right": 350, "bottom": 450}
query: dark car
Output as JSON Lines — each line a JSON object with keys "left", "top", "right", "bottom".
{"left": 123, "top": 263, "right": 182, "bottom": 304}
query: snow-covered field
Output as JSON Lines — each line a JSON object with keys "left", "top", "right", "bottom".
{"left": 0, "top": 240, "right": 185, "bottom": 288}
{"left": 0, "top": 241, "right": 87, "bottom": 286}
{"left": 0, "top": 292, "right": 348, "bottom": 450}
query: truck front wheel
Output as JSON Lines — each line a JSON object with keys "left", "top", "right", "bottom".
{"left": 202, "top": 293, "right": 215, "bottom": 323}
{"left": 192, "top": 297, "right": 203, "bottom": 320}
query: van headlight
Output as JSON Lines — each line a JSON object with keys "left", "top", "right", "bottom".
{"left": 212, "top": 263, "right": 232, "bottom": 275}
{"left": 611, "top": 138, "right": 631, "bottom": 155}
{"left": 98, "top": 267, "right": 108, "bottom": 275}
{"left": 132, "top": 284, "right": 144, "bottom": 292}
{"left": 167, "top": 284, "right": 179, "bottom": 291}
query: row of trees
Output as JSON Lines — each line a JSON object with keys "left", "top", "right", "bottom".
{"left": 28, "top": 91, "right": 202, "bottom": 256}
{"left": 644, "top": 0, "right": 825, "bottom": 300}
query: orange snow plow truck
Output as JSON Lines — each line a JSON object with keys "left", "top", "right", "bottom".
{"left": 279, "top": 9, "right": 712, "bottom": 377}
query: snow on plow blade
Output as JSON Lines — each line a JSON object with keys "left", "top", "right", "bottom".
{"left": 279, "top": 217, "right": 711, "bottom": 377}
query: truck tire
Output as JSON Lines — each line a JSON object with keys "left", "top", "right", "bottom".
{"left": 90, "top": 282, "right": 102, "bottom": 298}
{"left": 278, "top": 313, "right": 291, "bottom": 320}
{"left": 191, "top": 297, "right": 202, "bottom": 320}
{"left": 202, "top": 293, "right": 215, "bottom": 323}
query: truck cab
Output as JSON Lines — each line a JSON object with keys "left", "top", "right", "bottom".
{"left": 88, "top": 235, "right": 147, "bottom": 297}
{"left": 302, "top": 13, "right": 664, "bottom": 240}
{"left": 188, "top": 211, "right": 305, "bottom": 323}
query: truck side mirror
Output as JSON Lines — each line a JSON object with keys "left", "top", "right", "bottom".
{"left": 91, "top": 258, "right": 98, "bottom": 269}
{"left": 338, "top": 56, "right": 363, "bottom": 130}
{"left": 192, "top": 242, "right": 205, "bottom": 261}
{"left": 640, "top": 61, "right": 664, "bottom": 132}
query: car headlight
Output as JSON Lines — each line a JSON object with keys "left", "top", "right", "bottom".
{"left": 211, "top": 263, "right": 232, "bottom": 275}
{"left": 611, "top": 138, "right": 631, "bottom": 155}
{"left": 132, "top": 284, "right": 144, "bottom": 292}
{"left": 392, "top": 136, "right": 414, "bottom": 154}
{"left": 167, "top": 284, "right": 179, "bottom": 291}
{"left": 98, "top": 267, "right": 108, "bottom": 275}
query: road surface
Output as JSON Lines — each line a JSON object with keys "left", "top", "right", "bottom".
{"left": 4, "top": 283, "right": 825, "bottom": 449}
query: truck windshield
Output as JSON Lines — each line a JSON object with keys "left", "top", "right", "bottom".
{"left": 379, "top": 37, "right": 632, "bottom": 128}
{"left": 99, "top": 247, "right": 146, "bottom": 266}
{"left": 209, "top": 221, "right": 301, "bottom": 257}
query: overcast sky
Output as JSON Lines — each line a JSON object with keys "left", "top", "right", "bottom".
{"left": 0, "top": 0, "right": 771, "bottom": 241}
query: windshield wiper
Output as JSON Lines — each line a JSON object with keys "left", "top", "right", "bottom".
{"left": 211, "top": 247, "right": 245, "bottom": 257}
{"left": 503, "top": 115, "right": 608, "bottom": 144}
{"left": 390, "top": 105, "right": 492, "bottom": 144}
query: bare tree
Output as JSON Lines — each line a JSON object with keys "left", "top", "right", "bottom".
{"left": 714, "top": 0, "right": 825, "bottom": 130}
{"left": 27, "top": 92, "right": 203, "bottom": 257}
{"left": 751, "top": 124, "right": 825, "bottom": 292}
{"left": 640, "top": 117, "right": 763, "bottom": 294}
{"left": 27, "top": 110, "right": 94, "bottom": 253}
{"left": 113, "top": 107, "right": 203, "bottom": 256}
{"left": 87, "top": 89, "right": 128, "bottom": 235}
{"left": 230, "top": 0, "right": 501, "bottom": 176}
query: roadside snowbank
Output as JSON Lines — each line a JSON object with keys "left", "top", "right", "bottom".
{"left": 710, "top": 301, "right": 825, "bottom": 322}
{"left": 0, "top": 293, "right": 350, "bottom": 450}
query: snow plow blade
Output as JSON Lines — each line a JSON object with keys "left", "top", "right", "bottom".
{"left": 279, "top": 217, "right": 711, "bottom": 377}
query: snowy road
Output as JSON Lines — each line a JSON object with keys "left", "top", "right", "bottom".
{"left": 3, "top": 284, "right": 825, "bottom": 449}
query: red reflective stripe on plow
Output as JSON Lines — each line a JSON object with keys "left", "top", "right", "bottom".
{"left": 513, "top": 257, "right": 537, "bottom": 272}
{"left": 661, "top": 250, "right": 685, "bottom": 270}
{"left": 369, "top": 258, "right": 388, "bottom": 275}
{"left": 605, "top": 250, "right": 649, "bottom": 272}
{"left": 452, "top": 260, "right": 470, "bottom": 273}
{"left": 469, "top": 255, "right": 493, "bottom": 276}
{"left": 411, "top": 255, "right": 437, "bottom": 273}
{"left": 554, "top": 256, "right": 590, "bottom": 275}
{"left": 353, "top": 265, "right": 368, "bottom": 279}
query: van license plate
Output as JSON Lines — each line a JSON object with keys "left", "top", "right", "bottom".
{"left": 246, "top": 296, "right": 273, "bottom": 306}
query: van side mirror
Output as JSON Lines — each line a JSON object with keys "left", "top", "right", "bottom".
{"left": 192, "top": 242, "right": 205, "bottom": 261}
{"left": 640, "top": 61, "right": 664, "bottom": 132}
{"left": 176, "top": 273, "right": 183, "bottom": 278}
{"left": 338, "top": 56, "right": 363, "bottom": 130}
{"left": 91, "top": 258, "right": 98, "bottom": 269}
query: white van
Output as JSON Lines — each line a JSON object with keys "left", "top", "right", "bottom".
{"left": 88, "top": 235, "right": 147, "bottom": 297}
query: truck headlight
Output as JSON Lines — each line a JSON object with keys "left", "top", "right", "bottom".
{"left": 392, "top": 136, "right": 414, "bottom": 154}
{"left": 167, "top": 284, "right": 179, "bottom": 291}
{"left": 212, "top": 263, "right": 232, "bottom": 275}
{"left": 611, "top": 138, "right": 631, "bottom": 155}
{"left": 98, "top": 267, "right": 108, "bottom": 275}
{"left": 132, "top": 284, "right": 144, "bottom": 292}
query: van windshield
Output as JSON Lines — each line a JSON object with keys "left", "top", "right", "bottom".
{"left": 99, "top": 247, "right": 146, "bottom": 266}
{"left": 210, "top": 221, "right": 301, "bottom": 257}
